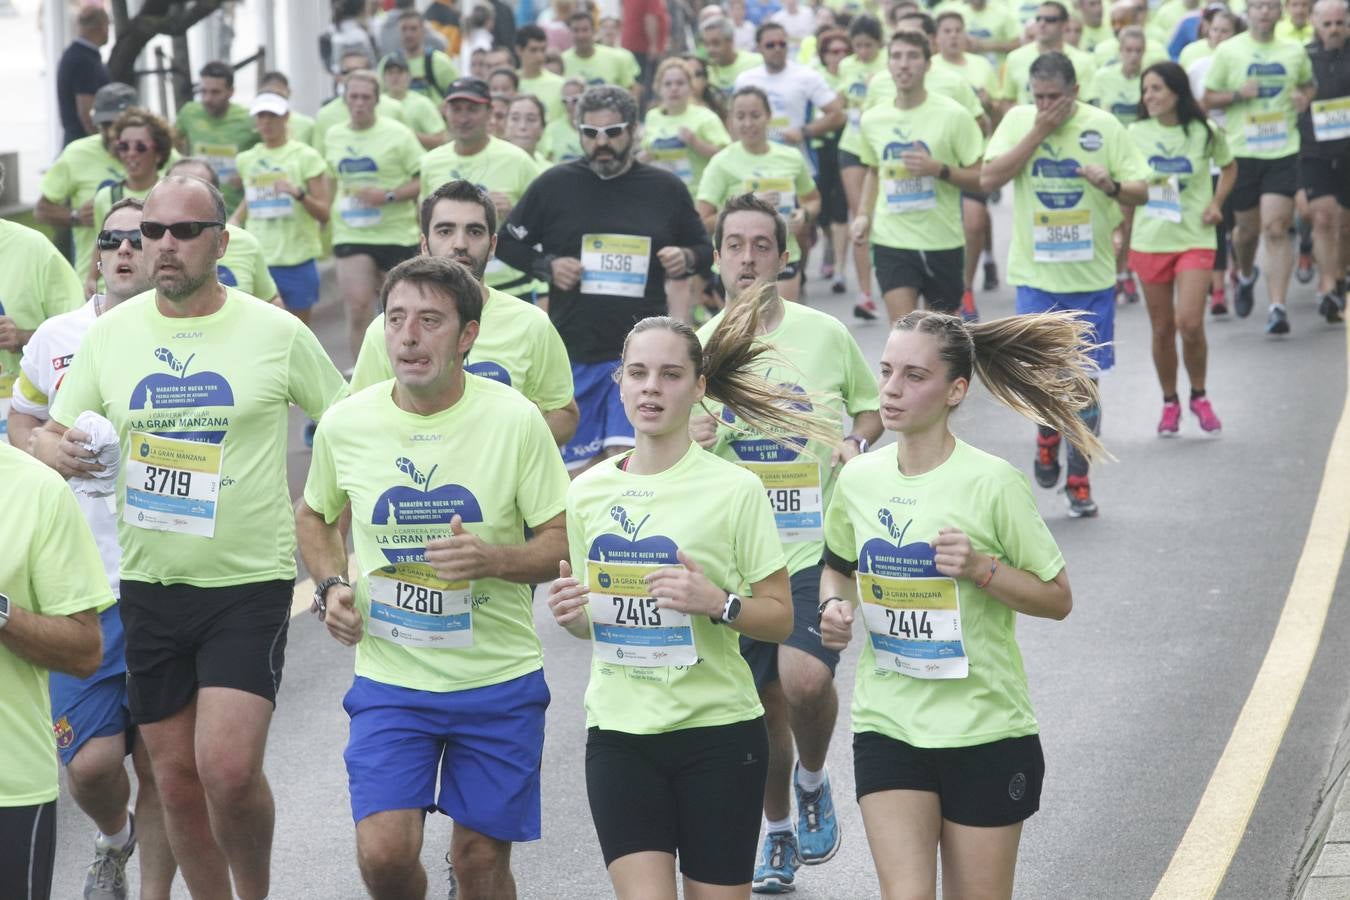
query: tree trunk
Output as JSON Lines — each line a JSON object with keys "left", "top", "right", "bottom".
{"left": 172, "top": 32, "right": 193, "bottom": 110}
{"left": 105, "top": 0, "right": 228, "bottom": 98}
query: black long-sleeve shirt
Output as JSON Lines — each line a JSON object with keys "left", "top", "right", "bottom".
{"left": 497, "top": 159, "right": 713, "bottom": 363}
{"left": 1300, "top": 39, "right": 1350, "bottom": 160}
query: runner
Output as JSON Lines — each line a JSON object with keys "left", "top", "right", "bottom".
{"left": 35, "top": 82, "right": 136, "bottom": 286}
{"left": 506, "top": 94, "right": 549, "bottom": 165}
{"left": 982, "top": 51, "right": 1148, "bottom": 516}
{"left": 1128, "top": 62, "right": 1236, "bottom": 435}
{"left": 298, "top": 255, "right": 569, "bottom": 900}
{"left": 1088, "top": 25, "right": 1148, "bottom": 303}
{"left": 36, "top": 175, "right": 347, "bottom": 900}
{"left": 351, "top": 179, "right": 578, "bottom": 444}
{"left": 258, "top": 71, "right": 317, "bottom": 146}
{"left": 1202, "top": 0, "right": 1315, "bottom": 334}
{"left": 691, "top": 195, "right": 881, "bottom": 894}
{"left": 539, "top": 77, "right": 586, "bottom": 164}
{"left": 641, "top": 57, "right": 731, "bottom": 197}
{"left": 389, "top": 7, "right": 460, "bottom": 102}
{"left": 834, "top": 15, "right": 885, "bottom": 318}
{"left": 172, "top": 60, "right": 260, "bottom": 214}
{"left": 1299, "top": 0, "right": 1350, "bottom": 323}
{"left": 997, "top": 2, "right": 1099, "bottom": 113}
{"left": 545, "top": 291, "right": 827, "bottom": 899}
{"left": 698, "top": 87, "right": 821, "bottom": 303}
{"left": 0, "top": 440, "right": 110, "bottom": 900}
{"left": 852, "top": 31, "right": 986, "bottom": 323}
{"left": 812, "top": 30, "right": 855, "bottom": 298}
{"left": 312, "top": 49, "right": 410, "bottom": 155}
{"left": 817, "top": 308, "right": 1094, "bottom": 899}
{"left": 87, "top": 109, "right": 175, "bottom": 295}
{"left": 497, "top": 86, "right": 713, "bottom": 474}
{"left": 323, "top": 68, "right": 424, "bottom": 358}
{"left": 381, "top": 52, "right": 452, "bottom": 150}
{"left": 564, "top": 10, "right": 642, "bottom": 97}
{"left": 703, "top": 16, "right": 765, "bottom": 98}
{"left": 420, "top": 78, "right": 543, "bottom": 301}
{"left": 10, "top": 198, "right": 177, "bottom": 900}
{"left": 231, "top": 92, "right": 331, "bottom": 325}
{"left": 735, "top": 22, "right": 846, "bottom": 155}
{"left": 517, "top": 24, "right": 567, "bottom": 123}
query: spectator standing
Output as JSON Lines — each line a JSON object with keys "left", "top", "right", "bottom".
{"left": 56, "top": 6, "right": 111, "bottom": 148}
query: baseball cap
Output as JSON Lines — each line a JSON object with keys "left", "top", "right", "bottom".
{"left": 381, "top": 50, "right": 410, "bottom": 71}
{"left": 444, "top": 77, "right": 491, "bottom": 104}
{"left": 249, "top": 92, "right": 290, "bottom": 116}
{"left": 92, "top": 83, "right": 139, "bottom": 125}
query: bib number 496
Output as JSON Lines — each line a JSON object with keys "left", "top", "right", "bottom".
{"left": 767, "top": 488, "right": 802, "bottom": 513}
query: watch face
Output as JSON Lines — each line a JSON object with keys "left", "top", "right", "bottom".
{"left": 0, "top": 593, "right": 9, "bottom": 617}
{"left": 726, "top": 594, "right": 742, "bottom": 622}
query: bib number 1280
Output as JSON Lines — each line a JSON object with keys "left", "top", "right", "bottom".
{"left": 394, "top": 581, "right": 443, "bottom": 615}
{"left": 142, "top": 466, "right": 192, "bottom": 498}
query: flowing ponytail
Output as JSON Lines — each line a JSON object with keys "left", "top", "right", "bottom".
{"left": 893, "top": 310, "right": 1109, "bottom": 462}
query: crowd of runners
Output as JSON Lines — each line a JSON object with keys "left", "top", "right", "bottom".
{"left": 1, "top": 0, "right": 1346, "bottom": 897}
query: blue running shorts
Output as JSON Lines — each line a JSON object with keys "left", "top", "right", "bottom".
{"left": 50, "top": 605, "right": 130, "bottom": 766}
{"left": 563, "top": 359, "right": 635, "bottom": 471}
{"left": 269, "top": 260, "right": 321, "bottom": 311}
{"left": 1015, "top": 285, "right": 1116, "bottom": 372}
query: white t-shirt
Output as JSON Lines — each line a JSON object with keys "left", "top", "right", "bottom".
{"left": 734, "top": 62, "right": 839, "bottom": 145}
{"left": 12, "top": 299, "right": 121, "bottom": 594}
{"left": 734, "top": 20, "right": 758, "bottom": 51}
{"left": 770, "top": 6, "right": 818, "bottom": 43}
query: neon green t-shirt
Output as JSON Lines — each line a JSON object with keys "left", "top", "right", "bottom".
{"left": 38, "top": 135, "right": 125, "bottom": 280}
{"left": 540, "top": 117, "right": 584, "bottom": 164}
{"left": 1091, "top": 37, "right": 1168, "bottom": 69}
{"left": 1178, "top": 39, "right": 1214, "bottom": 70}
{"left": 858, "top": 94, "right": 984, "bottom": 251}
{"left": 940, "top": 1, "right": 1021, "bottom": 63}
{"left": 696, "top": 302, "right": 879, "bottom": 575}
{"left": 304, "top": 375, "right": 568, "bottom": 693}
{"left": 350, "top": 286, "right": 575, "bottom": 413}
{"left": 931, "top": 53, "right": 998, "bottom": 100}
{"left": 311, "top": 94, "right": 409, "bottom": 154}
{"left": 0, "top": 444, "right": 115, "bottom": 806}
{"left": 1088, "top": 63, "right": 1144, "bottom": 123}
{"left": 49, "top": 288, "right": 349, "bottom": 587}
{"left": 863, "top": 65, "right": 984, "bottom": 121}
{"left": 288, "top": 111, "right": 317, "bottom": 147}
{"left": 697, "top": 141, "right": 818, "bottom": 263}
{"left": 1274, "top": 18, "right": 1313, "bottom": 44}
{"left": 1150, "top": 0, "right": 1190, "bottom": 45}
{"left": 984, "top": 101, "right": 1150, "bottom": 292}
{"left": 1080, "top": 20, "right": 1115, "bottom": 54}
{"left": 567, "top": 442, "right": 786, "bottom": 733}
{"left": 823, "top": 440, "right": 1065, "bottom": 748}
{"left": 216, "top": 224, "right": 279, "bottom": 300}
{"left": 396, "top": 91, "right": 450, "bottom": 141}
{"left": 1203, "top": 32, "right": 1313, "bottom": 158}
{"left": 998, "top": 42, "right": 1099, "bottom": 104}
{"left": 324, "top": 117, "right": 425, "bottom": 247}
{"left": 236, "top": 140, "right": 330, "bottom": 266}
{"left": 835, "top": 53, "right": 888, "bottom": 156}
{"left": 174, "top": 101, "right": 261, "bottom": 213}
{"left": 378, "top": 49, "right": 459, "bottom": 103}
{"left": 641, "top": 105, "right": 731, "bottom": 194}
{"left": 563, "top": 44, "right": 641, "bottom": 87}
{"left": 1127, "top": 117, "right": 1234, "bottom": 252}
{"left": 0, "top": 221, "right": 84, "bottom": 440}
{"left": 519, "top": 70, "right": 568, "bottom": 124}
{"left": 709, "top": 51, "right": 765, "bottom": 97}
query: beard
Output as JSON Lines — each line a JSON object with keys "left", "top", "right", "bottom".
{"left": 587, "top": 141, "right": 633, "bottom": 179}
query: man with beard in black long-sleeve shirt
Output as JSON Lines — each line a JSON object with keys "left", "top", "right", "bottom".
{"left": 497, "top": 85, "right": 713, "bottom": 475}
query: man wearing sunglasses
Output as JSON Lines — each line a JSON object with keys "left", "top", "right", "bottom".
{"left": 35, "top": 175, "right": 348, "bottom": 900}
{"left": 497, "top": 85, "right": 713, "bottom": 475}
{"left": 734, "top": 22, "right": 845, "bottom": 152}
{"left": 996, "top": 1, "right": 1099, "bottom": 114}
{"left": 9, "top": 198, "right": 180, "bottom": 900}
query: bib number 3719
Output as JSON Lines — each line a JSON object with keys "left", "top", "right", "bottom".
{"left": 123, "top": 431, "right": 222, "bottom": 538}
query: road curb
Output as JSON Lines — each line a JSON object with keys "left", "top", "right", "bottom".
{"left": 1295, "top": 710, "right": 1350, "bottom": 898}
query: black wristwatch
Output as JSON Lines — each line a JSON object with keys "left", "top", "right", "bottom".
{"left": 817, "top": 595, "right": 844, "bottom": 624}
{"left": 938, "top": 164, "right": 951, "bottom": 181}
{"left": 384, "top": 190, "right": 397, "bottom": 204}
{"left": 312, "top": 575, "right": 350, "bottom": 620}
{"left": 1106, "top": 178, "right": 1121, "bottom": 198}
{"left": 713, "top": 592, "right": 742, "bottom": 625}
{"left": 0, "top": 592, "right": 10, "bottom": 631}
{"left": 295, "top": 188, "right": 307, "bottom": 202}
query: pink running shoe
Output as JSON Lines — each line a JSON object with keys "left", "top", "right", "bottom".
{"left": 1157, "top": 401, "right": 1181, "bottom": 436}
{"left": 1189, "top": 395, "right": 1222, "bottom": 433}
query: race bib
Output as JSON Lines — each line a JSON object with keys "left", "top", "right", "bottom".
{"left": 1144, "top": 176, "right": 1182, "bottom": 223}
{"left": 366, "top": 563, "right": 472, "bottom": 648}
{"left": 768, "top": 115, "right": 791, "bottom": 142}
{"left": 580, "top": 233, "right": 651, "bottom": 298}
{"left": 738, "top": 460, "right": 823, "bottom": 543}
{"left": 651, "top": 146, "right": 694, "bottom": 185}
{"left": 882, "top": 163, "right": 937, "bottom": 213}
{"left": 1032, "top": 209, "right": 1093, "bottom": 263}
{"left": 0, "top": 371, "right": 13, "bottom": 439}
{"left": 1311, "top": 96, "right": 1350, "bottom": 143}
{"left": 123, "top": 431, "right": 222, "bottom": 538}
{"left": 847, "top": 106, "right": 862, "bottom": 129}
{"left": 587, "top": 560, "right": 696, "bottom": 667}
{"left": 743, "top": 177, "right": 796, "bottom": 217}
{"left": 858, "top": 571, "right": 967, "bottom": 679}
{"left": 1244, "top": 110, "right": 1288, "bottom": 152}
{"left": 198, "top": 143, "right": 239, "bottom": 180}
{"left": 245, "top": 172, "right": 294, "bottom": 220}
{"left": 339, "top": 194, "right": 382, "bottom": 229}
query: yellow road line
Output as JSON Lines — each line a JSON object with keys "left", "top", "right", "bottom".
{"left": 1152, "top": 326, "right": 1350, "bottom": 899}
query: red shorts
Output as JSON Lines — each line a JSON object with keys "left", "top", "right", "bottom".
{"left": 1129, "top": 248, "right": 1216, "bottom": 284}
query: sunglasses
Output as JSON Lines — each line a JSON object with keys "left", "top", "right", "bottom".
{"left": 140, "top": 220, "right": 224, "bottom": 240}
{"left": 116, "top": 140, "right": 151, "bottom": 154}
{"left": 97, "top": 229, "right": 142, "bottom": 250}
{"left": 1036, "top": 14, "right": 1066, "bottom": 21}
{"left": 762, "top": 40, "right": 789, "bottom": 49}
{"left": 579, "top": 122, "right": 628, "bottom": 139}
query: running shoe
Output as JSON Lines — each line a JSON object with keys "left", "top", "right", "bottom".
{"left": 1117, "top": 274, "right": 1139, "bottom": 304}
{"left": 1189, "top": 395, "right": 1222, "bottom": 433}
{"left": 1157, "top": 401, "right": 1181, "bottom": 437}
{"left": 853, "top": 299, "right": 879, "bottom": 321}
{"left": 960, "top": 289, "right": 980, "bottom": 323}
{"left": 752, "top": 831, "right": 802, "bottom": 894}
{"left": 1065, "top": 475, "right": 1098, "bottom": 518}
{"left": 820, "top": 262, "right": 835, "bottom": 279}
{"left": 832, "top": 279, "right": 847, "bottom": 295}
{"left": 1235, "top": 266, "right": 1259, "bottom": 318}
{"left": 84, "top": 815, "right": 136, "bottom": 900}
{"left": 1034, "top": 433, "right": 1062, "bottom": 489}
{"left": 445, "top": 852, "right": 458, "bottom": 900}
{"left": 795, "top": 767, "right": 842, "bottom": 865}
{"left": 1319, "top": 292, "right": 1345, "bottom": 324}
{"left": 1296, "top": 252, "right": 1315, "bottom": 284}
{"left": 1210, "top": 288, "right": 1228, "bottom": 316}
{"left": 983, "top": 260, "right": 999, "bottom": 291}
{"left": 1265, "top": 305, "right": 1290, "bottom": 335}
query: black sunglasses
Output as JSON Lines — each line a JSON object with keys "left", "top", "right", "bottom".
{"left": 140, "top": 220, "right": 224, "bottom": 240}
{"left": 116, "top": 140, "right": 151, "bottom": 154}
{"left": 579, "top": 122, "right": 628, "bottom": 139}
{"left": 1036, "top": 14, "right": 1066, "bottom": 22}
{"left": 97, "top": 229, "right": 142, "bottom": 250}
{"left": 762, "top": 40, "right": 789, "bottom": 49}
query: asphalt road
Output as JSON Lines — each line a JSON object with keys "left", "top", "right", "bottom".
{"left": 47, "top": 195, "right": 1350, "bottom": 899}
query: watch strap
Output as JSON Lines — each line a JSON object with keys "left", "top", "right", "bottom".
{"left": 312, "top": 575, "right": 350, "bottom": 618}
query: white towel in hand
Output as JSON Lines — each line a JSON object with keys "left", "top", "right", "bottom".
{"left": 69, "top": 411, "right": 120, "bottom": 498}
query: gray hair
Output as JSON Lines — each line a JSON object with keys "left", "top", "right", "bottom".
{"left": 150, "top": 174, "right": 228, "bottom": 224}
{"left": 168, "top": 156, "right": 221, "bottom": 188}
{"left": 578, "top": 85, "right": 638, "bottom": 126}
{"left": 1117, "top": 24, "right": 1147, "bottom": 45}
{"left": 701, "top": 15, "right": 736, "bottom": 40}
{"left": 1029, "top": 50, "right": 1078, "bottom": 87}
{"left": 1313, "top": 0, "right": 1349, "bottom": 20}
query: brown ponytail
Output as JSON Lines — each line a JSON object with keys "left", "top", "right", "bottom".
{"left": 893, "top": 310, "right": 1108, "bottom": 462}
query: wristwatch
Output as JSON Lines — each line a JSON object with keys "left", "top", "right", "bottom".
{"left": 69, "top": 209, "right": 80, "bottom": 226}
{"left": 938, "top": 164, "right": 952, "bottom": 181}
{"left": 311, "top": 575, "right": 350, "bottom": 620}
{"left": 845, "top": 433, "right": 870, "bottom": 453}
{"left": 817, "top": 595, "right": 844, "bottom": 624}
{"left": 714, "top": 592, "right": 742, "bottom": 625}
{"left": 0, "top": 592, "right": 9, "bottom": 631}
{"left": 384, "top": 190, "right": 397, "bottom": 204}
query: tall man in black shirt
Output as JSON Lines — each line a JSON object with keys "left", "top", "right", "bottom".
{"left": 57, "top": 7, "right": 112, "bottom": 147}
{"left": 497, "top": 85, "right": 713, "bottom": 475}
{"left": 1302, "top": 0, "right": 1350, "bottom": 322}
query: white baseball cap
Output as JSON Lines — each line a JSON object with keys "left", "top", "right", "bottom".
{"left": 249, "top": 92, "right": 290, "bottom": 117}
